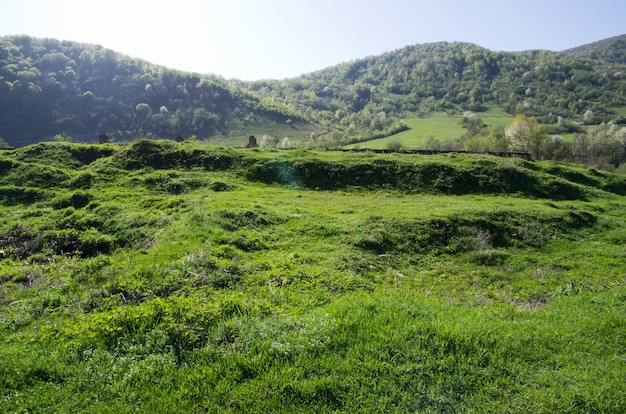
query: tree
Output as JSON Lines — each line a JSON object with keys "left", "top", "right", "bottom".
{"left": 387, "top": 140, "right": 402, "bottom": 151}
{"left": 488, "top": 126, "right": 509, "bottom": 152}
{"left": 543, "top": 135, "right": 572, "bottom": 161}
{"left": 572, "top": 133, "right": 590, "bottom": 164}
{"left": 505, "top": 115, "right": 547, "bottom": 159}
{"left": 526, "top": 123, "right": 548, "bottom": 160}
{"left": 260, "top": 135, "right": 279, "bottom": 148}
{"left": 460, "top": 112, "right": 485, "bottom": 137}
{"left": 135, "top": 103, "right": 150, "bottom": 116}
{"left": 423, "top": 133, "right": 441, "bottom": 150}
{"left": 587, "top": 123, "right": 625, "bottom": 168}
{"left": 52, "top": 133, "right": 71, "bottom": 142}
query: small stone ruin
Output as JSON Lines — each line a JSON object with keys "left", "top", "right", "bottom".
{"left": 245, "top": 135, "right": 258, "bottom": 148}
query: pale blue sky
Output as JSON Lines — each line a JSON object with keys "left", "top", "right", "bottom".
{"left": 1, "top": 0, "right": 624, "bottom": 80}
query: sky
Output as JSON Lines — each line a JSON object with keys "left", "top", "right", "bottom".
{"left": 1, "top": 0, "right": 625, "bottom": 81}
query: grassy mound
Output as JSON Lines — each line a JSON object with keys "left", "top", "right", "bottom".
{"left": 0, "top": 141, "right": 624, "bottom": 412}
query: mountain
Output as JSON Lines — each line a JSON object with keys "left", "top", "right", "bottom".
{"left": 247, "top": 36, "right": 626, "bottom": 142}
{"left": 562, "top": 34, "right": 626, "bottom": 60}
{"left": 0, "top": 36, "right": 313, "bottom": 147}
{"left": 1, "top": 34, "right": 625, "bottom": 148}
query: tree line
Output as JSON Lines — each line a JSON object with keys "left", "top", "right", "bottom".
{"left": 455, "top": 113, "right": 626, "bottom": 170}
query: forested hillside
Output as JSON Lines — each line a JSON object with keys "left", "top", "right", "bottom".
{"left": 249, "top": 36, "right": 626, "bottom": 146}
{"left": 0, "top": 36, "right": 310, "bottom": 147}
{"left": 0, "top": 34, "right": 625, "bottom": 149}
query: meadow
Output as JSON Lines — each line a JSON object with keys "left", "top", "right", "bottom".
{"left": 345, "top": 108, "right": 514, "bottom": 150}
{"left": 0, "top": 140, "right": 625, "bottom": 412}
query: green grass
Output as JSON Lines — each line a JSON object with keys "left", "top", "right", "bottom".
{"left": 345, "top": 107, "right": 514, "bottom": 149}
{"left": 345, "top": 112, "right": 465, "bottom": 149}
{"left": 476, "top": 105, "right": 515, "bottom": 128}
{"left": 610, "top": 106, "right": 626, "bottom": 118}
{"left": 0, "top": 141, "right": 625, "bottom": 412}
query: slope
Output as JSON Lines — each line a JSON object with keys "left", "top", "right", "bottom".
{"left": 1, "top": 34, "right": 625, "bottom": 150}
{"left": 251, "top": 36, "right": 626, "bottom": 147}
{"left": 0, "top": 36, "right": 314, "bottom": 147}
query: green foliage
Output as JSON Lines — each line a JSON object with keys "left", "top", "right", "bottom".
{"left": 52, "top": 132, "right": 71, "bottom": 142}
{"left": 52, "top": 191, "right": 93, "bottom": 209}
{"left": 116, "top": 139, "right": 239, "bottom": 170}
{"left": 0, "top": 185, "right": 46, "bottom": 205}
{"left": 0, "top": 36, "right": 310, "bottom": 147}
{"left": 252, "top": 38, "right": 626, "bottom": 147}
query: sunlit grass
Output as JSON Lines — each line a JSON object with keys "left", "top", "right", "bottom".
{"left": 345, "top": 107, "right": 514, "bottom": 149}
{"left": 0, "top": 141, "right": 624, "bottom": 412}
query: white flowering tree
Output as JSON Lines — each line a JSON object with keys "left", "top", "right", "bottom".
{"left": 505, "top": 115, "right": 547, "bottom": 159}
{"left": 260, "top": 135, "right": 279, "bottom": 148}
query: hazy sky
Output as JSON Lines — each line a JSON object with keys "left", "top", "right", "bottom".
{"left": 1, "top": 0, "right": 624, "bottom": 80}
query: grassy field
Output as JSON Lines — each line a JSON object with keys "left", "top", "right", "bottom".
{"left": 345, "top": 112, "right": 465, "bottom": 149}
{"left": 475, "top": 105, "right": 515, "bottom": 129}
{"left": 0, "top": 141, "right": 625, "bottom": 412}
{"left": 345, "top": 107, "right": 514, "bottom": 150}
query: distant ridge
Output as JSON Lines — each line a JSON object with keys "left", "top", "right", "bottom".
{"left": 562, "top": 34, "right": 626, "bottom": 54}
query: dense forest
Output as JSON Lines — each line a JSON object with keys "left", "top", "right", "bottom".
{"left": 247, "top": 36, "right": 626, "bottom": 146}
{"left": 1, "top": 34, "right": 625, "bottom": 152}
{"left": 282, "top": 36, "right": 626, "bottom": 119}
{"left": 0, "top": 36, "right": 309, "bottom": 147}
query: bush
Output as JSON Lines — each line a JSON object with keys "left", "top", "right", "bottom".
{"left": 13, "top": 164, "right": 70, "bottom": 188}
{"left": 210, "top": 181, "right": 231, "bottom": 192}
{"left": 467, "top": 249, "right": 511, "bottom": 266}
{"left": 81, "top": 229, "right": 115, "bottom": 257}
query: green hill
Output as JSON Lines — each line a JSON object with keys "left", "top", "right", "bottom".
{"left": 1, "top": 34, "right": 625, "bottom": 153}
{"left": 250, "top": 36, "right": 626, "bottom": 146}
{"left": 0, "top": 36, "right": 315, "bottom": 147}
{"left": 0, "top": 141, "right": 625, "bottom": 412}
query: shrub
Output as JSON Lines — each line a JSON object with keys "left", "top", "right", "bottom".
{"left": 210, "top": 181, "right": 231, "bottom": 192}
{"left": 467, "top": 249, "right": 511, "bottom": 266}
{"left": 81, "top": 229, "right": 115, "bottom": 257}
{"left": 13, "top": 164, "right": 70, "bottom": 188}
{"left": 42, "top": 229, "right": 82, "bottom": 256}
